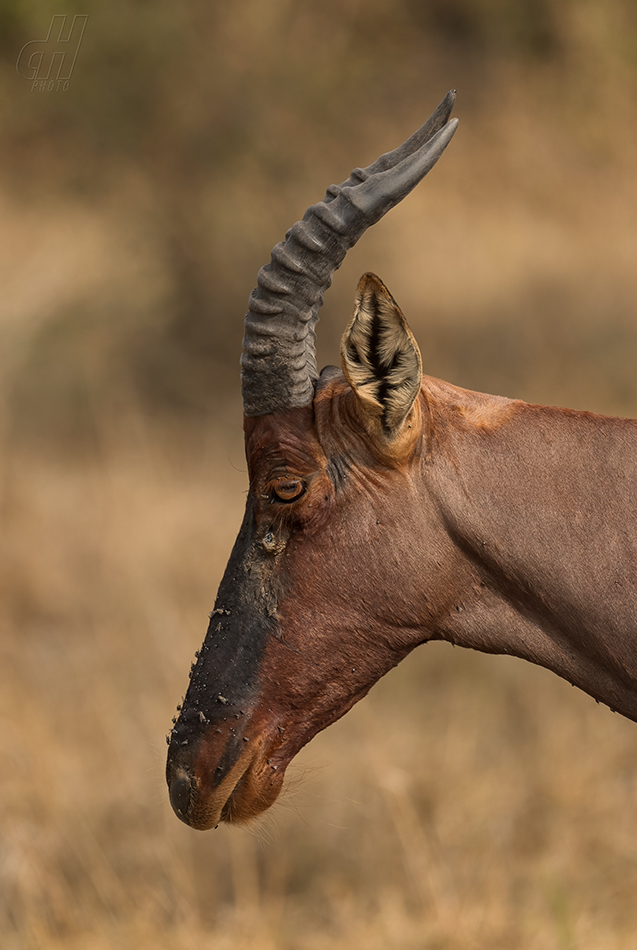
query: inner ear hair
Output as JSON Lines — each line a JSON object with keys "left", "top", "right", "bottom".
{"left": 340, "top": 273, "right": 423, "bottom": 438}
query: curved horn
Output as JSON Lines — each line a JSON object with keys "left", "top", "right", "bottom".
{"left": 241, "top": 90, "right": 459, "bottom": 417}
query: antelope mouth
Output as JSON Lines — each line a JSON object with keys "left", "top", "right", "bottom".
{"left": 168, "top": 738, "right": 286, "bottom": 830}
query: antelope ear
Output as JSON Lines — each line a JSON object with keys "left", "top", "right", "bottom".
{"left": 340, "top": 273, "right": 423, "bottom": 438}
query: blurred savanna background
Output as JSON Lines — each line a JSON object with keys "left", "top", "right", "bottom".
{"left": 3, "top": 1, "right": 637, "bottom": 947}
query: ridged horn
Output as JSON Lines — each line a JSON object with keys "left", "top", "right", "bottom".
{"left": 241, "top": 90, "right": 459, "bottom": 417}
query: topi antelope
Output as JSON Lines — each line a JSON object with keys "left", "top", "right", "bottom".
{"left": 166, "top": 91, "right": 637, "bottom": 830}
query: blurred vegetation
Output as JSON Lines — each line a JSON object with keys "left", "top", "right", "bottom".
{"left": 3, "top": 0, "right": 637, "bottom": 441}
{"left": 2, "top": 1, "right": 637, "bottom": 948}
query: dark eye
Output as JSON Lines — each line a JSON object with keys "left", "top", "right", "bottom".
{"left": 272, "top": 477, "right": 305, "bottom": 502}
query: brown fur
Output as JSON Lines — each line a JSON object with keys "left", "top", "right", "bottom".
{"left": 171, "top": 366, "right": 637, "bottom": 829}
{"left": 168, "top": 277, "right": 637, "bottom": 831}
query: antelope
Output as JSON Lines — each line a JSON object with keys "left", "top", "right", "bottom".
{"left": 166, "top": 91, "right": 637, "bottom": 831}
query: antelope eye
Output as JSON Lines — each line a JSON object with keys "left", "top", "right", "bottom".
{"left": 272, "top": 477, "right": 305, "bottom": 502}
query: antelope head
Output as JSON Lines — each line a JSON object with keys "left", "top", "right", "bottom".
{"left": 166, "top": 92, "right": 459, "bottom": 829}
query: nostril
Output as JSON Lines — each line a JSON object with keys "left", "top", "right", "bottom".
{"left": 169, "top": 768, "right": 193, "bottom": 820}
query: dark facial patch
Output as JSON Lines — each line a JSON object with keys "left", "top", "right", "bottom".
{"left": 166, "top": 494, "right": 282, "bottom": 800}
{"left": 326, "top": 454, "right": 350, "bottom": 489}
